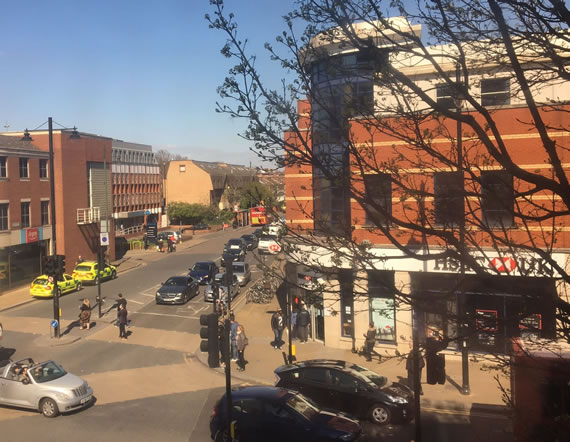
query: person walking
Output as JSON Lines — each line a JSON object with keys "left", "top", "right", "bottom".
{"left": 296, "top": 304, "right": 311, "bottom": 343}
{"left": 271, "top": 308, "right": 285, "bottom": 349}
{"left": 406, "top": 341, "right": 425, "bottom": 395}
{"left": 118, "top": 304, "right": 128, "bottom": 339}
{"left": 75, "top": 255, "right": 84, "bottom": 266}
{"left": 79, "top": 299, "right": 92, "bottom": 330}
{"left": 236, "top": 325, "right": 248, "bottom": 371}
{"left": 230, "top": 314, "right": 239, "bottom": 361}
{"left": 116, "top": 293, "right": 127, "bottom": 326}
{"left": 363, "top": 322, "right": 378, "bottom": 361}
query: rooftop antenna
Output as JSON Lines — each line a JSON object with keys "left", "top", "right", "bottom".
{"left": 3, "top": 122, "right": 9, "bottom": 130}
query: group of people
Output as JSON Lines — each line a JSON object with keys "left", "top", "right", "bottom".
{"left": 220, "top": 313, "right": 248, "bottom": 371}
{"left": 281, "top": 303, "right": 311, "bottom": 345}
{"left": 77, "top": 293, "right": 129, "bottom": 339}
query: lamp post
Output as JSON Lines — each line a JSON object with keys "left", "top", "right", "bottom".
{"left": 47, "top": 118, "right": 60, "bottom": 338}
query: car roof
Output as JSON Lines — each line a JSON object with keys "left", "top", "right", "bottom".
{"left": 76, "top": 261, "right": 97, "bottom": 266}
{"left": 232, "top": 261, "right": 246, "bottom": 268}
{"left": 193, "top": 261, "right": 215, "bottom": 266}
{"left": 228, "top": 385, "right": 296, "bottom": 401}
{"left": 275, "top": 359, "right": 357, "bottom": 373}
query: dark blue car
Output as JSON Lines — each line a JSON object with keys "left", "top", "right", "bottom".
{"left": 210, "top": 386, "right": 361, "bottom": 442}
{"left": 188, "top": 261, "right": 218, "bottom": 285}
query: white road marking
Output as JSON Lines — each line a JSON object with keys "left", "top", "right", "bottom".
{"left": 139, "top": 293, "right": 155, "bottom": 298}
{"left": 128, "top": 299, "right": 144, "bottom": 304}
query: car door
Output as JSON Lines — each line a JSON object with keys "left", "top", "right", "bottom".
{"left": 0, "top": 377, "right": 35, "bottom": 407}
{"left": 328, "top": 369, "right": 361, "bottom": 415}
{"left": 297, "top": 368, "right": 331, "bottom": 407}
{"left": 263, "top": 400, "right": 299, "bottom": 442}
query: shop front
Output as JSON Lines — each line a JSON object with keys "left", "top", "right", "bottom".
{"left": 0, "top": 239, "right": 49, "bottom": 290}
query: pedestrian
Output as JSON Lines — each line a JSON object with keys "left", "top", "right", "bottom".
{"left": 296, "top": 304, "right": 311, "bottom": 343}
{"left": 406, "top": 341, "right": 425, "bottom": 395}
{"left": 76, "top": 255, "right": 84, "bottom": 266}
{"left": 236, "top": 325, "right": 248, "bottom": 371}
{"left": 230, "top": 314, "right": 239, "bottom": 361}
{"left": 118, "top": 304, "right": 128, "bottom": 339}
{"left": 271, "top": 308, "right": 285, "bottom": 349}
{"left": 362, "top": 322, "right": 378, "bottom": 361}
{"left": 219, "top": 321, "right": 229, "bottom": 367}
{"left": 116, "top": 293, "right": 127, "bottom": 326}
{"left": 167, "top": 236, "right": 173, "bottom": 253}
{"left": 291, "top": 308, "right": 298, "bottom": 341}
{"left": 79, "top": 299, "right": 91, "bottom": 330}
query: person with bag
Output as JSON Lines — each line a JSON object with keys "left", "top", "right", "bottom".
{"left": 79, "top": 298, "right": 92, "bottom": 330}
{"left": 236, "top": 325, "right": 248, "bottom": 371}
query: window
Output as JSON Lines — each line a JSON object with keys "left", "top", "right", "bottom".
{"left": 330, "top": 370, "right": 358, "bottom": 391}
{"left": 481, "top": 78, "right": 510, "bottom": 106}
{"left": 41, "top": 201, "right": 49, "bottom": 225}
{"left": 0, "top": 157, "right": 6, "bottom": 178}
{"left": 481, "top": 170, "right": 514, "bottom": 228}
{"left": 364, "top": 173, "right": 391, "bottom": 227}
{"left": 434, "top": 172, "right": 463, "bottom": 226}
{"left": 21, "top": 202, "right": 30, "bottom": 228}
{"left": 179, "top": 165, "right": 186, "bottom": 172}
{"left": 436, "top": 83, "right": 458, "bottom": 109}
{"left": 0, "top": 204, "right": 8, "bottom": 230}
{"left": 368, "top": 271, "right": 396, "bottom": 342}
{"left": 339, "top": 270, "right": 354, "bottom": 338}
{"left": 39, "top": 159, "right": 48, "bottom": 179}
{"left": 302, "top": 368, "right": 329, "bottom": 384}
{"left": 19, "top": 158, "right": 29, "bottom": 178}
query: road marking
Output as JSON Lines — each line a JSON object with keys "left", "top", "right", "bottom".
{"left": 129, "top": 299, "right": 144, "bottom": 304}
{"left": 139, "top": 293, "right": 155, "bottom": 298}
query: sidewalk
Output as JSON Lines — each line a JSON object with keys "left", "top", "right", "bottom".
{"left": 197, "top": 295, "right": 511, "bottom": 416}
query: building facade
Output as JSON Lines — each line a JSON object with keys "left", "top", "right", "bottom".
{"left": 0, "top": 135, "right": 51, "bottom": 290}
{"left": 284, "top": 19, "right": 570, "bottom": 356}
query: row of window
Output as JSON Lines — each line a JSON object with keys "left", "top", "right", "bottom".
{"left": 0, "top": 157, "right": 48, "bottom": 179}
{"left": 0, "top": 201, "right": 50, "bottom": 231}
{"left": 113, "top": 193, "right": 161, "bottom": 207}
{"left": 112, "top": 172, "right": 161, "bottom": 185}
{"left": 436, "top": 78, "right": 510, "bottom": 108}
{"left": 112, "top": 149, "right": 156, "bottom": 165}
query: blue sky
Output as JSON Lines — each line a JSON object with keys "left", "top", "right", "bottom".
{"left": 0, "top": 0, "right": 299, "bottom": 166}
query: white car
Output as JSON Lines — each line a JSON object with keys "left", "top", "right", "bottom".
{"left": 258, "top": 234, "right": 281, "bottom": 254}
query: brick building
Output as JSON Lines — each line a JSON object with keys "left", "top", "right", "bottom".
{"left": 0, "top": 135, "right": 51, "bottom": 290}
{"left": 284, "top": 19, "right": 570, "bottom": 355}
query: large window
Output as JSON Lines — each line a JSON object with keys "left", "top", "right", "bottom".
{"left": 0, "top": 204, "right": 8, "bottom": 230}
{"left": 339, "top": 270, "right": 354, "bottom": 338}
{"left": 368, "top": 271, "right": 396, "bottom": 342}
{"left": 434, "top": 172, "right": 463, "bottom": 226}
{"left": 481, "top": 170, "right": 514, "bottom": 228}
{"left": 21, "top": 202, "right": 30, "bottom": 228}
{"left": 40, "top": 201, "right": 49, "bottom": 225}
{"left": 39, "top": 159, "right": 48, "bottom": 179}
{"left": 364, "top": 173, "right": 391, "bottom": 227}
{"left": 436, "top": 83, "right": 458, "bottom": 109}
{"left": 19, "top": 158, "right": 29, "bottom": 178}
{"left": 481, "top": 78, "right": 510, "bottom": 106}
{"left": 0, "top": 157, "right": 6, "bottom": 178}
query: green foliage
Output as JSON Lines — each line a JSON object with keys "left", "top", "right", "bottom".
{"left": 167, "top": 202, "right": 220, "bottom": 225}
{"left": 238, "top": 181, "right": 275, "bottom": 209}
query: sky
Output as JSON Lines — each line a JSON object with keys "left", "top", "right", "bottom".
{"left": 0, "top": 0, "right": 300, "bottom": 167}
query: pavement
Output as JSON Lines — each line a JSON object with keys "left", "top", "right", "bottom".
{"left": 0, "top": 227, "right": 512, "bottom": 419}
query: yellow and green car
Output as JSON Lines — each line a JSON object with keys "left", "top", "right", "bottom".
{"left": 30, "top": 274, "right": 82, "bottom": 298}
{"left": 72, "top": 261, "right": 117, "bottom": 285}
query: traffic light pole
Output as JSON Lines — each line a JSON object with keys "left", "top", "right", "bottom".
{"left": 97, "top": 246, "right": 103, "bottom": 319}
{"left": 48, "top": 118, "right": 60, "bottom": 339}
{"left": 225, "top": 258, "right": 233, "bottom": 441}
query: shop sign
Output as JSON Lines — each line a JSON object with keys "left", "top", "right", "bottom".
{"left": 26, "top": 228, "right": 39, "bottom": 243}
{"left": 433, "top": 254, "right": 557, "bottom": 277}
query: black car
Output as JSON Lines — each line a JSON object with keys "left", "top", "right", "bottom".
{"left": 221, "top": 248, "right": 245, "bottom": 266}
{"left": 253, "top": 228, "right": 265, "bottom": 238}
{"left": 240, "top": 234, "right": 258, "bottom": 250}
{"left": 209, "top": 386, "right": 361, "bottom": 442}
{"left": 192, "top": 224, "right": 210, "bottom": 230}
{"left": 155, "top": 276, "right": 199, "bottom": 305}
{"left": 274, "top": 359, "right": 413, "bottom": 425}
{"left": 189, "top": 261, "right": 219, "bottom": 285}
{"left": 226, "top": 238, "right": 247, "bottom": 254}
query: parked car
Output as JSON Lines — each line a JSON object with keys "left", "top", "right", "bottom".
{"left": 210, "top": 386, "right": 361, "bottom": 442}
{"left": 240, "top": 234, "right": 258, "bottom": 250}
{"left": 192, "top": 224, "right": 210, "bottom": 230}
{"left": 30, "top": 274, "right": 82, "bottom": 298}
{"left": 204, "top": 273, "right": 240, "bottom": 302}
{"left": 274, "top": 359, "right": 413, "bottom": 425}
{"left": 227, "top": 238, "right": 247, "bottom": 254}
{"left": 72, "top": 261, "right": 117, "bottom": 285}
{"left": 0, "top": 358, "right": 93, "bottom": 418}
{"left": 253, "top": 228, "right": 265, "bottom": 238}
{"left": 156, "top": 276, "right": 199, "bottom": 305}
{"left": 189, "top": 261, "right": 219, "bottom": 285}
{"left": 157, "top": 230, "right": 181, "bottom": 243}
{"left": 267, "top": 223, "right": 283, "bottom": 237}
{"left": 221, "top": 248, "right": 245, "bottom": 266}
{"left": 258, "top": 234, "right": 281, "bottom": 255}
{"left": 232, "top": 262, "right": 251, "bottom": 287}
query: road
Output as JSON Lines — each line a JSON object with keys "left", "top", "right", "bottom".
{"left": 0, "top": 227, "right": 511, "bottom": 442}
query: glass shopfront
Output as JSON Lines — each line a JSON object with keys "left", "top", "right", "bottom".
{"left": 0, "top": 240, "right": 48, "bottom": 291}
{"left": 368, "top": 271, "right": 396, "bottom": 342}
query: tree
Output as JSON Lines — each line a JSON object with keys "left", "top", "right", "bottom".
{"left": 239, "top": 181, "right": 275, "bottom": 210}
{"left": 155, "top": 148, "right": 188, "bottom": 179}
{"left": 207, "top": 0, "right": 570, "bottom": 417}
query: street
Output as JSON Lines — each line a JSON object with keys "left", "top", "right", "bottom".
{"left": 0, "top": 227, "right": 511, "bottom": 442}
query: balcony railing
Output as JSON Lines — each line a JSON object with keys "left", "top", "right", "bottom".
{"left": 77, "top": 207, "right": 100, "bottom": 224}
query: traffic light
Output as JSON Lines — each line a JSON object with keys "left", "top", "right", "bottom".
{"left": 42, "top": 255, "right": 56, "bottom": 277}
{"left": 55, "top": 255, "right": 66, "bottom": 280}
{"left": 200, "top": 313, "right": 219, "bottom": 368}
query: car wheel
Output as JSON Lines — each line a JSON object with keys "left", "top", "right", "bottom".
{"left": 214, "top": 430, "right": 228, "bottom": 442}
{"left": 370, "top": 403, "right": 391, "bottom": 425}
{"left": 40, "top": 398, "right": 60, "bottom": 418}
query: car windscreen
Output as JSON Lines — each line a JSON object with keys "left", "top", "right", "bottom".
{"left": 164, "top": 277, "right": 187, "bottom": 286}
{"left": 192, "top": 263, "right": 210, "bottom": 271}
{"left": 31, "top": 361, "right": 67, "bottom": 383}
{"left": 74, "top": 265, "right": 92, "bottom": 272}
{"left": 260, "top": 235, "right": 277, "bottom": 241}
{"left": 33, "top": 278, "right": 49, "bottom": 285}
{"left": 214, "top": 275, "right": 225, "bottom": 283}
{"left": 242, "top": 235, "right": 253, "bottom": 241}
{"left": 286, "top": 394, "right": 319, "bottom": 421}
{"left": 232, "top": 264, "right": 245, "bottom": 273}
{"left": 348, "top": 364, "right": 388, "bottom": 388}
{"left": 225, "top": 249, "right": 242, "bottom": 255}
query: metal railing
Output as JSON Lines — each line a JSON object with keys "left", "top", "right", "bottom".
{"left": 77, "top": 207, "right": 100, "bottom": 224}
{"left": 116, "top": 224, "right": 145, "bottom": 236}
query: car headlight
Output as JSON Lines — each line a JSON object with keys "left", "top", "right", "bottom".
{"left": 386, "top": 394, "right": 407, "bottom": 404}
{"left": 156, "top": 292, "right": 161, "bottom": 297}
{"left": 55, "top": 391, "right": 73, "bottom": 401}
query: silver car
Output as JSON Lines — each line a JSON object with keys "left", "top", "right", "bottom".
{"left": 0, "top": 358, "right": 93, "bottom": 417}
{"left": 204, "top": 273, "right": 240, "bottom": 302}
{"left": 232, "top": 262, "right": 251, "bottom": 287}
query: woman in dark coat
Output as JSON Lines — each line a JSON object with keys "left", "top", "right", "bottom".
{"left": 118, "top": 304, "right": 128, "bottom": 339}
{"left": 79, "top": 299, "right": 91, "bottom": 330}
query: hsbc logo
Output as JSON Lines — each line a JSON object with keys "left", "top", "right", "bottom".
{"left": 488, "top": 257, "right": 517, "bottom": 272}
{"left": 433, "top": 255, "right": 555, "bottom": 277}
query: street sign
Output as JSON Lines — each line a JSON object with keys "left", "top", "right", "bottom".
{"left": 145, "top": 210, "right": 150, "bottom": 215}
{"left": 269, "top": 243, "right": 281, "bottom": 252}
{"left": 51, "top": 320, "right": 59, "bottom": 328}
{"left": 100, "top": 233, "right": 109, "bottom": 246}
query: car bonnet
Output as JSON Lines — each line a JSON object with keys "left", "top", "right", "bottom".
{"left": 37, "top": 372, "right": 85, "bottom": 390}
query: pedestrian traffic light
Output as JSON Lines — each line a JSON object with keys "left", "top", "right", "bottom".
{"left": 55, "top": 255, "right": 66, "bottom": 280}
{"left": 200, "top": 313, "right": 219, "bottom": 368}
{"left": 42, "top": 255, "right": 56, "bottom": 277}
